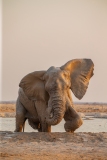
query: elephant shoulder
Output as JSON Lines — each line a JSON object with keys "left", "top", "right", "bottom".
{"left": 18, "top": 88, "right": 34, "bottom": 106}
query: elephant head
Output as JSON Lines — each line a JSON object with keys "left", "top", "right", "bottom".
{"left": 19, "top": 59, "right": 94, "bottom": 126}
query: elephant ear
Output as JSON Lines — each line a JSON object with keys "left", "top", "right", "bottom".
{"left": 19, "top": 71, "right": 48, "bottom": 101}
{"left": 60, "top": 59, "right": 94, "bottom": 100}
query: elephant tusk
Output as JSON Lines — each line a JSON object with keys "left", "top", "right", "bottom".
{"left": 49, "top": 112, "right": 53, "bottom": 118}
{"left": 46, "top": 107, "right": 54, "bottom": 118}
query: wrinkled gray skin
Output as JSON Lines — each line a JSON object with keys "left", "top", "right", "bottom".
{"left": 15, "top": 59, "right": 94, "bottom": 132}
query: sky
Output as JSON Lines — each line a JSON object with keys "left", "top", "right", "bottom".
{"left": 0, "top": 0, "right": 107, "bottom": 102}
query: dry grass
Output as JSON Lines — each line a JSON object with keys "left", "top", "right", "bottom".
{"left": 0, "top": 103, "right": 107, "bottom": 114}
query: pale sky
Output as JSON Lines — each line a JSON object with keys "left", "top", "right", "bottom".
{"left": 0, "top": 0, "right": 107, "bottom": 102}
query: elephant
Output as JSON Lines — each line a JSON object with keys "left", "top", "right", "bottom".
{"left": 15, "top": 58, "right": 94, "bottom": 132}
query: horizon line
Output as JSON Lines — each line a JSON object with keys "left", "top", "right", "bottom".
{"left": 0, "top": 101, "right": 107, "bottom": 105}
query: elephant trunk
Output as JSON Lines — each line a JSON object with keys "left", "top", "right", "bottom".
{"left": 45, "top": 93, "right": 65, "bottom": 125}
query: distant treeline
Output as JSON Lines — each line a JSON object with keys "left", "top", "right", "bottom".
{"left": 74, "top": 102, "right": 107, "bottom": 105}
{"left": 0, "top": 101, "right": 16, "bottom": 104}
{"left": 0, "top": 101, "right": 107, "bottom": 105}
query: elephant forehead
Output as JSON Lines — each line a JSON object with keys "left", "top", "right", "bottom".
{"left": 44, "top": 69, "right": 60, "bottom": 79}
{"left": 45, "top": 67, "right": 70, "bottom": 82}
{"left": 55, "top": 67, "right": 60, "bottom": 71}
{"left": 47, "top": 66, "right": 60, "bottom": 72}
{"left": 51, "top": 70, "right": 70, "bottom": 78}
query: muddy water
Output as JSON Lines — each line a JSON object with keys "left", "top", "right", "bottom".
{"left": 0, "top": 117, "right": 107, "bottom": 132}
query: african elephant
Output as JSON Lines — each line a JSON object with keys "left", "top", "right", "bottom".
{"left": 15, "top": 59, "right": 94, "bottom": 132}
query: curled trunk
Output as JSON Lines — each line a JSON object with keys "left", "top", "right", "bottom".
{"left": 45, "top": 94, "right": 65, "bottom": 125}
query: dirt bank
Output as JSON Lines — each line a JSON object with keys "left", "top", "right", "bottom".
{"left": 0, "top": 131, "right": 107, "bottom": 160}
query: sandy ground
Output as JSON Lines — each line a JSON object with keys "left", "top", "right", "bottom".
{"left": 0, "top": 131, "right": 107, "bottom": 160}
{"left": 0, "top": 103, "right": 107, "bottom": 160}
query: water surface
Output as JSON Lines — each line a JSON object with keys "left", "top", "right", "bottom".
{"left": 0, "top": 117, "right": 107, "bottom": 132}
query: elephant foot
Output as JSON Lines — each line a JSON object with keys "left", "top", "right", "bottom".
{"left": 64, "top": 116, "right": 83, "bottom": 132}
{"left": 14, "top": 129, "right": 21, "bottom": 132}
{"left": 14, "top": 130, "right": 17, "bottom": 132}
{"left": 37, "top": 123, "right": 42, "bottom": 132}
{"left": 65, "top": 130, "right": 74, "bottom": 133}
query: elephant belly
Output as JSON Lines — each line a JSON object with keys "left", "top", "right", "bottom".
{"left": 27, "top": 116, "right": 40, "bottom": 130}
{"left": 25, "top": 112, "right": 39, "bottom": 122}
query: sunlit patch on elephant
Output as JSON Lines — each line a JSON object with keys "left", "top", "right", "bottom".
{"left": 15, "top": 59, "right": 94, "bottom": 132}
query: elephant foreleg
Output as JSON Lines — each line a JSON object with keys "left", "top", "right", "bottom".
{"left": 14, "top": 98, "right": 27, "bottom": 132}
{"left": 64, "top": 106, "right": 83, "bottom": 132}
{"left": 35, "top": 101, "right": 51, "bottom": 132}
